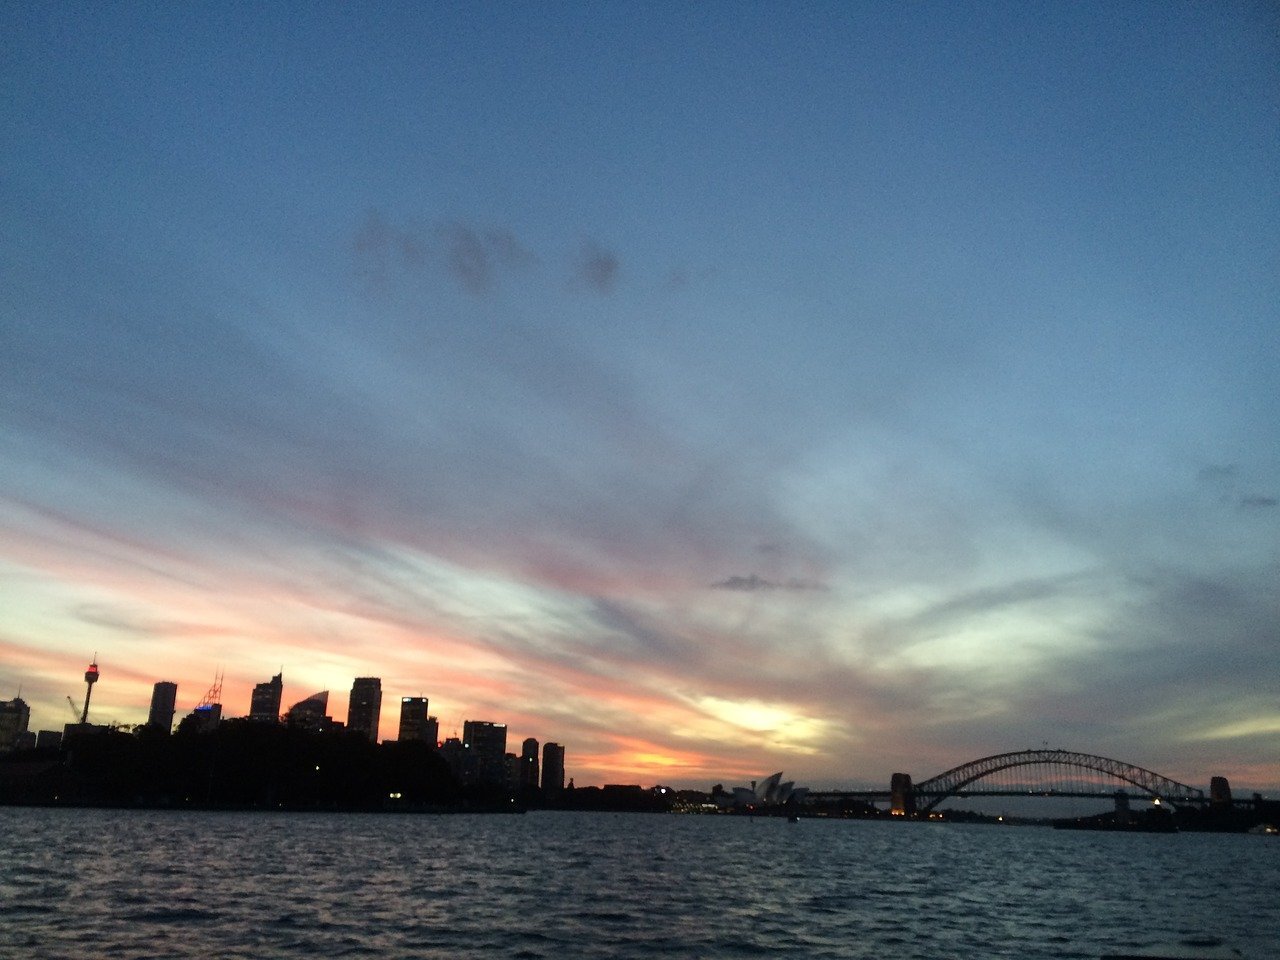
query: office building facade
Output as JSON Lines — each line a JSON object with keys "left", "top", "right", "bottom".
{"left": 347, "top": 677, "right": 382, "bottom": 742}
{"left": 520, "top": 737, "right": 540, "bottom": 790}
{"left": 249, "top": 672, "right": 284, "bottom": 722}
{"left": 397, "top": 697, "right": 439, "bottom": 745}
{"left": 462, "top": 720, "right": 507, "bottom": 785}
{"left": 0, "top": 697, "right": 31, "bottom": 753}
{"left": 148, "top": 681, "right": 178, "bottom": 732}
{"left": 542, "top": 741, "right": 565, "bottom": 797}
{"left": 286, "top": 691, "right": 331, "bottom": 733}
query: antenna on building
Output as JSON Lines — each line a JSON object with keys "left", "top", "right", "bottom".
{"left": 196, "top": 670, "right": 223, "bottom": 708}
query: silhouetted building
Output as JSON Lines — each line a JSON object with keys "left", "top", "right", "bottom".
{"left": 520, "top": 737, "right": 539, "bottom": 790}
{"left": 148, "top": 681, "right": 178, "bottom": 732}
{"left": 347, "top": 677, "right": 382, "bottom": 742}
{"left": 185, "top": 673, "right": 224, "bottom": 732}
{"left": 286, "top": 691, "right": 331, "bottom": 732}
{"left": 438, "top": 736, "right": 464, "bottom": 779}
{"left": 542, "top": 742, "right": 565, "bottom": 798}
{"left": 0, "top": 697, "right": 31, "bottom": 753}
{"left": 249, "top": 672, "right": 283, "bottom": 722}
{"left": 63, "top": 721, "right": 110, "bottom": 739}
{"left": 462, "top": 720, "right": 507, "bottom": 785}
{"left": 35, "top": 729, "right": 63, "bottom": 751}
{"left": 397, "top": 697, "right": 439, "bottom": 745}
{"left": 180, "top": 702, "right": 222, "bottom": 733}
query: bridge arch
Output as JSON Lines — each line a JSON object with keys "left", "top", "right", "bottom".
{"left": 913, "top": 749, "right": 1204, "bottom": 813}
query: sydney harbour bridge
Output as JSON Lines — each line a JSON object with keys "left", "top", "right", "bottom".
{"left": 807, "top": 748, "right": 1236, "bottom": 816}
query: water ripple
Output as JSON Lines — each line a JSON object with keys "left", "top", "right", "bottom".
{"left": 0, "top": 809, "right": 1276, "bottom": 959}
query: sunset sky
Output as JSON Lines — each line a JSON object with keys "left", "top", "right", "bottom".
{"left": 3, "top": 3, "right": 1277, "bottom": 792}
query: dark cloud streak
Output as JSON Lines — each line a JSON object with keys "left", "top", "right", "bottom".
{"left": 711, "top": 574, "right": 829, "bottom": 592}
{"left": 577, "top": 240, "right": 619, "bottom": 292}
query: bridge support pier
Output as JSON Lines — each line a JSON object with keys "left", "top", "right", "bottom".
{"left": 891, "top": 772, "right": 916, "bottom": 817}
{"left": 1113, "top": 790, "right": 1132, "bottom": 825}
{"left": 1210, "top": 776, "right": 1232, "bottom": 807}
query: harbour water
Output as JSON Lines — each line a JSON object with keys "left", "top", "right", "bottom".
{"left": 1, "top": 808, "right": 1276, "bottom": 959}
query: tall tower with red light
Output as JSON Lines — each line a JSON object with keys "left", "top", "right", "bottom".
{"left": 79, "top": 656, "right": 99, "bottom": 724}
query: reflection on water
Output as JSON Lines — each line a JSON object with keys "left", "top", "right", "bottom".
{"left": 1, "top": 808, "right": 1275, "bottom": 959}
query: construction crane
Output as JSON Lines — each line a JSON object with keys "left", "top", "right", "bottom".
{"left": 65, "top": 696, "right": 80, "bottom": 720}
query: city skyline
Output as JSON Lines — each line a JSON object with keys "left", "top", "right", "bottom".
{"left": 4, "top": 660, "right": 571, "bottom": 781}
{"left": 2, "top": 4, "right": 1277, "bottom": 792}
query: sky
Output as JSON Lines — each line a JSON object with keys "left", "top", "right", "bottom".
{"left": 2, "top": 2, "right": 1277, "bottom": 793}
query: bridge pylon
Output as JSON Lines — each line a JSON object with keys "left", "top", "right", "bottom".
{"left": 890, "top": 772, "right": 916, "bottom": 817}
{"left": 1210, "top": 776, "right": 1232, "bottom": 807}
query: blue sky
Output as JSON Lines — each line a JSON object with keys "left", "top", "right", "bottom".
{"left": 3, "top": 2, "right": 1277, "bottom": 790}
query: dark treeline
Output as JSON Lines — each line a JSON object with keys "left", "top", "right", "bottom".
{"left": 0, "top": 721, "right": 496, "bottom": 811}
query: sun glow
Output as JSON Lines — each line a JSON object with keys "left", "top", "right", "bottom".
{"left": 695, "top": 696, "right": 829, "bottom": 753}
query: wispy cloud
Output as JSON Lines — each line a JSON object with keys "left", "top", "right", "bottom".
{"left": 353, "top": 211, "right": 536, "bottom": 295}
{"left": 710, "top": 574, "right": 828, "bottom": 592}
{"left": 1239, "top": 495, "right": 1277, "bottom": 509}
{"left": 577, "top": 240, "right": 619, "bottom": 292}
{"left": 437, "top": 221, "right": 537, "bottom": 294}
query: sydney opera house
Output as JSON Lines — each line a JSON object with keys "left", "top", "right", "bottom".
{"left": 717, "top": 772, "right": 808, "bottom": 811}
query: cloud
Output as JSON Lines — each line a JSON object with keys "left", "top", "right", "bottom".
{"left": 437, "top": 221, "right": 536, "bottom": 294}
{"left": 577, "top": 240, "right": 619, "bottom": 292}
{"left": 1239, "top": 495, "right": 1277, "bottom": 508}
{"left": 72, "top": 603, "right": 238, "bottom": 639}
{"left": 710, "top": 574, "right": 828, "bottom": 592}
{"left": 352, "top": 211, "right": 535, "bottom": 295}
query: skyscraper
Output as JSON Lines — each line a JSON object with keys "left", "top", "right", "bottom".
{"left": 0, "top": 697, "right": 31, "bottom": 753}
{"left": 347, "top": 677, "right": 382, "bottom": 742}
{"left": 542, "top": 742, "right": 565, "bottom": 798}
{"left": 285, "top": 691, "right": 330, "bottom": 732}
{"left": 462, "top": 720, "right": 507, "bottom": 785}
{"left": 520, "top": 737, "right": 539, "bottom": 790}
{"left": 397, "top": 696, "right": 438, "bottom": 745}
{"left": 148, "top": 681, "right": 178, "bottom": 732}
{"left": 249, "top": 672, "right": 283, "bottom": 722}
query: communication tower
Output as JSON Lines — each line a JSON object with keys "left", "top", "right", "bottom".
{"left": 79, "top": 655, "right": 99, "bottom": 724}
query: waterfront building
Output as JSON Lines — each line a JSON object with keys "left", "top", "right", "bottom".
{"left": 0, "top": 698, "right": 31, "bottom": 753}
{"left": 462, "top": 720, "right": 507, "bottom": 785}
{"left": 249, "top": 672, "right": 284, "bottom": 722}
{"left": 147, "top": 681, "right": 178, "bottom": 732}
{"left": 520, "top": 737, "right": 539, "bottom": 790}
{"left": 397, "top": 697, "right": 439, "bottom": 745}
{"left": 347, "top": 677, "right": 382, "bottom": 742}
{"left": 717, "top": 772, "right": 808, "bottom": 810}
{"left": 542, "top": 742, "right": 565, "bottom": 798}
